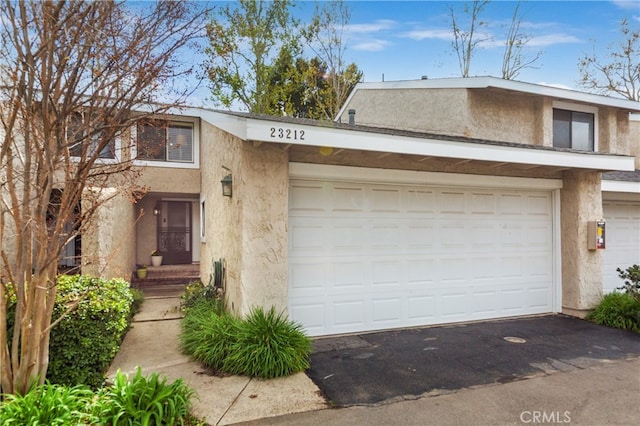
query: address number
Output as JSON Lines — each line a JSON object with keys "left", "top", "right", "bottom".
{"left": 270, "top": 127, "right": 305, "bottom": 141}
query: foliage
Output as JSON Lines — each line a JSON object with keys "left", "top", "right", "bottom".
{"left": 587, "top": 292, "right": 640, "bottom": 332}
{"left": 0, "top": 0, "right": 205, "bottom": 395}
{"left": 180, "top": 280, "right": 222, "bottom": 312}
{"left": 98, "top": 368, "right": 195, "bottom": 426}
{"left": 47, "top": 275, "right": 135, "bottom": 388}
{"left": 0, "top": 371, "right": 197, "bottom": 426}
{"left": 578, "top": 18, "right": 640, "bottom": 101}
{"left": 616, "top": 264, "right": 640, "bottom": 301}
{"left": 224, "top": 307, "right": 312, "bottom": 378}
{"left": 180, "top": 298, "right": 239, "bottom": 370}
{"left": 0, "top": 382, "right": 98, "bottom": 425}
{"left": 6, "top": 275, "right": 139, "bottom": 389}
{"left": 130, "top": 288, "right": 145, "bottom": 317}
{"left": 205, "top": 0, "right": 300, "bottom": 113}
{"left": 180, "top": 291, "right": 311, "bottom": 378}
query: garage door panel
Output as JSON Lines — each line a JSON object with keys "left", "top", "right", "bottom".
{"left": 289, "top": 179, "right": 554, "bottom": 336}
{"left": 603, "top": 201, "right": 640, "bottom": 293}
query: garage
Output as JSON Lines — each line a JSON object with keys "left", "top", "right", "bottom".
{"left": 603, "top": 200, "right": 640, "bottom": 293}
{"left": 288, "top": 165, "right": 559, "bottom": 336}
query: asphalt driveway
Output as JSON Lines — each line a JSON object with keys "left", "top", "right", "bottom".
{"left": 306, "top": 315, "right": 640, "bottom": 407}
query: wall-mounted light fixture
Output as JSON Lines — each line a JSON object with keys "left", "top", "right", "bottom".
{"left": 221, "top": 174, "right": 233, "bottom": 198}
{"left": 153, "top": 202, "right": 160, "bottom": 216}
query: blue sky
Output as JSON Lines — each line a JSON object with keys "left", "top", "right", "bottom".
{"left": 187, "top": 0, "right": 639, "bottom": 107}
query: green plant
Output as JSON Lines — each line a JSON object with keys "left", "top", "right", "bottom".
{"left": 616, "top": 264, "right": 640, "bottom": 301}
{"left": 180, "top": 280, "right": 222, "bottom": 313}
{"left": 223, "top": 306, "right": 312, "bottom": 378}
{"left": 130, "top": 287, "right": 145, "bottom": 316}
{"left": 98, "top": 368, "right": 195, "bottom": 426}
{"left": 587, "top": 292, "right": 640, "bottom": 332}
{"left": 0, "top": 382, "right": 98, "bottom": 425}
{"left": 180, "top": 298, "right": 239, "bottom": 370}
{"left": 47, "top": 275, "right": 135, "bottom": 388}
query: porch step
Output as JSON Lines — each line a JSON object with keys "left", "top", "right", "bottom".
{"left": 131, "top": 264, "right": 200, "bottom": 289}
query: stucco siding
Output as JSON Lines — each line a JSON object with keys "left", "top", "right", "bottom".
{"left": 136, "top": 167, "right": 200, "bottom": 193}
{"left": 560, "top": 171, "right": 603, "bottom": 314}
{"left": 238, "top": 143, "right": 289, "bottom": 315}
{"left": 199, "top": 123, "right": 244, "bottom": 314}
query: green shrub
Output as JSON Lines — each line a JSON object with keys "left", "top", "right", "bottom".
{"left": 47, "top": 275, "right": 134, "bottom": 388}
{"left": 224, "top": 307, "right": 312, "bottom": 378}
{"left": 98, "top": 368, "right": 195, "bottom": 426}
{"left": 587, "top": 292, "right": 640, "bottom": 332}
{"left": 616, "top": 264, "right": 640, "bottom": 301}
{"left": 130, "top": 287, "right": 145, "bottom": 317}
{"left": 180, "top": 298, "right": 239, "bottom": 370}
{"left": 0, "top": 382, "right": 97, "bottom": 425}
{"left": 180, "top": 280, "right": 221, "bottom": 312}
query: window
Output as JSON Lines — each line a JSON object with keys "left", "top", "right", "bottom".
{"left": 136, "top": 119, "right": 194, "bottom": 163}
{"left": 67, "top": 113, "right": 116, "bottom": 159}
{"left": 553, "top": 108, "right": 595, "bottom": 151}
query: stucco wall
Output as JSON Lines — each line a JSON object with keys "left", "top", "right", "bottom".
{"left": 82, "top": 188, "right": 136, "bottom": 280}
{"left": 560, "top": 171, "right": 603, "bottom": 315}
{"left": 338, "top": 88, "right": 472, "bottom": 136}
{"left": 199, "top": 123, "right": 244, "bottom": 314}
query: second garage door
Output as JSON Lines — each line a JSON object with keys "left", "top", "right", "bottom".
{"left": 603, "top": 200, "right": 640, "bottom": 293}
{"left": 289, "top": 176, "right": 556, "bottom": 336}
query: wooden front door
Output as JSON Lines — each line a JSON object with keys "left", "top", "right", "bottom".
{"left": 157, "top": 201, "right": 192, "bottom": 264}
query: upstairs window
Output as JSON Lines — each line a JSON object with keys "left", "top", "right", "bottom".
{"left": 552, "top": 108, "right": 595, "bottom": 151}
{"left": 136, "top": 119, "right": 194, "bottom": 163}
{"left": 67, "top": 113, "right": 116, "bottom": 159}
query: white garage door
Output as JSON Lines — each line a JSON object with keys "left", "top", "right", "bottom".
{"left": 289, "top": 176, "right": 555, "bottom": 336}
{"left": 603, "top": 201, "right": 640, "bottom": 293}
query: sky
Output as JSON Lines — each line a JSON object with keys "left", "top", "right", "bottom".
{"left": 186, "top": 0, "right": 640, "bottom": 108}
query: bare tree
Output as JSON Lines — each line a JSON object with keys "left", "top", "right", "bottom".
{"left": 449, "top": 0, "right": 492, "bottom": 78}
{"left": 0, "top": 0, "right": 204, "bottom": 395}
{"left": 303, "top": 0, "right": 363, "bottom": 120}
{"left": 501, "top": 1, "right": 541, "bottom": 80}
{"left": 578, "top": 19, "right": 639, "bottom": 101}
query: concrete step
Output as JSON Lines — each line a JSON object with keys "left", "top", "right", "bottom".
{"left": 131, "top": 264, "right": 200, "bottom": 289}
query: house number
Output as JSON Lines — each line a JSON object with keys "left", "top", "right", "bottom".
{"left": 269, "top": 127, "right": 305, "bottom": 141}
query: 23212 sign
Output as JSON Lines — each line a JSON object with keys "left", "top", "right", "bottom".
{"left": 269, "top": 127, "right": 305, "bottom": 141}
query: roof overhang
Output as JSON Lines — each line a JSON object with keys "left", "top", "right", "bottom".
{"left": 183, "top": 108, "right": 635, "bottom": 173}
{"left": 602, "top": 180, "right": 640, "bottom": 194}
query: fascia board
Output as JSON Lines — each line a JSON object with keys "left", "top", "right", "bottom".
{"left": 170, "top": 107, "right": 248, "bottom": 140}
{"left": 602, "top": 180, "right": 640, "bottom": 193}
{"left": 245, "top": 118, "right": 635, "bottom": 172}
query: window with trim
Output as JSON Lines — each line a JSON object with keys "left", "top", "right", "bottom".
{"left": 136, "top": 119, "right": 194, "bottom": 163}
{"left": 67, "top": 112, "right": 116, "bottom": 159}
{"left": 552, "top": 108, "right": 595, "bottom": 151}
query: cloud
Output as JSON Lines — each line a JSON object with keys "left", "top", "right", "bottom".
{"left": 352, "top": 39, "right": 392, "bottom": 52}
{"left": 347, "top": 20, "right": 396, "bottom": 34}
{"left": 402, "top": 28, "right": 452, "bottom": 41}
{"left": 528, "top": 34, "right": 582, "bottom": 47}
{"left": 610, "top": 0, "right": 640, "bottom": 9}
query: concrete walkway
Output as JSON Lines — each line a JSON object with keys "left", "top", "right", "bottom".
{"left": 107, "top": 288, "right": 327, "bottom": 425}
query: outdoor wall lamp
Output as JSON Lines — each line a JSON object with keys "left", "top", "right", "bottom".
{"left": 221, "top": 174, "right": 233, "bottom": 198}
{"left": 153, "top": 202, "right": 160, "bottom": 216}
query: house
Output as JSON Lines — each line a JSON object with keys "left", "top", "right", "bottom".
{"left": 78, "top": 77, "right": 639, "bottom": 337}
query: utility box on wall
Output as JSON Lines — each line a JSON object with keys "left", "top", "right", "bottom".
{"left": 588, "top": 220, "right": 606, "bottom": 250}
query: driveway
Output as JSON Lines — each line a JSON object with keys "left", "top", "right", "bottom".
{"left": 306, "top": 315, "right": 640, "bottom": 407}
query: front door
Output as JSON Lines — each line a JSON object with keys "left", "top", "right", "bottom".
{"left": 157, "top": 201, "right": 192, "bottom": 264}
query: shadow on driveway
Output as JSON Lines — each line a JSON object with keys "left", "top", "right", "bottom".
{"left": 306, "top": 315, "right": 640, "bottom": 407}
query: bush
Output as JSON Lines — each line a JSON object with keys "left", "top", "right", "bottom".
{"left": 97, "top": 368, "right": 195, "bottom": 426}
{"left": 616, "top": 264, "right": 640, "bottom": 301}
{"left": 47, "top": 275, "right": 135, "bottom": 388}
{"left": 180, "top": 298, "right": 239, "bottom": 371}
{"left": 0, "top": 371, "right": 197, "bottom": 426}
{"left": 181, "top": 300, "right": 311, "bottom": 379}
{"left": 0, "top": 382, "right": 97, "bottom": 425}
{"left": 587, "top": 292, "right": 640, "bottom": 332}
{"left": 224, "top": 307, "right": 312, "bottom": 378}
{"left": 180, "top": 280, "right": 221, "bottom": 312}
